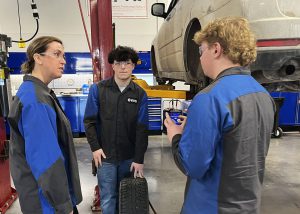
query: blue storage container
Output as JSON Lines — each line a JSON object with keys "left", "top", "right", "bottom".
{"left": 57, "top": 96, "right": 80, "bottom": 133}
{"left": 270, "top": 92, "right": 300, "bottom": 126}
{"left": 82, "top": 84, "right": 89, "bottom": 94}
{"left": 79, "top": 96, "right": 88, "bottom": 132}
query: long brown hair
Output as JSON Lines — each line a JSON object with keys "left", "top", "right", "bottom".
{"left": 21, "top": 36, "right": 63, "bottom": 74}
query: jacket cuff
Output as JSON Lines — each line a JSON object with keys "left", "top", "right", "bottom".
{"left": 172, "top": 134, "right": 182, "bottom": 145}
{"left": 171, "top": 134, "right": 182, "bottom": 158}
{"left": 133, "top": 156, "right": 144, "bottom": 164}
{"left": 89, "top": 142, "right": 101, "bottom": 152}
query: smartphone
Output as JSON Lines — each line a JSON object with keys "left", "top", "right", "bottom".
{"left": 168, "top": 110, "right": 182, "bottom": 125}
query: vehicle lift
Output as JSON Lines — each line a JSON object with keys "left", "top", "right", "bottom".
{"left": 0, "top": 34, "right": 17, "bottom": 214}
{"left": 132, "top": 77, "right": 186, "bottom": 99}
{"left": 89, "top": 0, "right": 113, "bottom": 211}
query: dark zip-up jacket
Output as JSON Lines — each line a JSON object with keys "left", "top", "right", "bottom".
{"left": 84, "top": 77, "right": 148, "bottom": 163}
{"left": 8, "top": 75, "right": 82, "bottom": 214}
{"left": 171, "top": 67, "right": 275, "bottom": 214}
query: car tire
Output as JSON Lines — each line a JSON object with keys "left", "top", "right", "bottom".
{"left": 151, "top": 47, "right": 158, "bottom": 77}
{"left": 184, "top": 19, "right": 204, "bottom": 85}
{"left": 119, "top": 177, "right": 149, "bottom": 214}
{"left": 151, "top": 47, "right": 167, "bottom": 85}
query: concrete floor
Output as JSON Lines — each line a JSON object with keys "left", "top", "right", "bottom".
{"left": 5, "top": 133, "right": 300, "bottom": 214}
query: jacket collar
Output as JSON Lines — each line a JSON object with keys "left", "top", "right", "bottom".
{"left": 215, "top": 66, "right": 250, "bottom": 81}
{"left": 23, "top": 75, "right": 51, "bottom": 93}
{"left": 106, "top": 76, "right": 135, "bottom": 91}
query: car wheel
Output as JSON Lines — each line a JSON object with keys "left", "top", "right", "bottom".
{"left": 151, "top": 47, "right": 158, "bottom": 77}
{"left": 184, "top": 19, "right": 207, "bottom": 88}
{"left": 151, "top": 47, "right": 167, "bottom": 85}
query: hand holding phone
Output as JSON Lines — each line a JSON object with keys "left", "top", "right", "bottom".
{"left": 177, "top": 115, "right": 187, "bottom": 127}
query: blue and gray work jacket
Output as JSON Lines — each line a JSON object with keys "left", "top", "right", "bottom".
{"left": 8, "top": 75, "right": 82, "bottom": 214}
{"left": 172, "top": 67, "right": 275, "bottom": 214}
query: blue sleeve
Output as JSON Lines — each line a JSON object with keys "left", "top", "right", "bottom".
{"left": 83, "top": 83, "right": 101, "bottom": 151}
{"left": 138, "top": 93, "right": 149, "bottom": 126}
{"left": 178, "top": 93, "right": 232, "bottom": 178}
{"left": 21, "top": 102, "right": 74, "bottom": 212}
{"left": 134, "top": 92, "right": 149, "bottom": 163}
{"left": 21, "top": 102, "right": 63, "bottom": 180}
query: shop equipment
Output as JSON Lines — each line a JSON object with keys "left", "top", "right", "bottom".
{"left": 271, "top": 91, "right": 300, "bottom": 136}
{"left": 162, "top": 99, "right": 183, "bottom": 133}
{"left": 0, "top": 34, "right": 17, "bottom": 214}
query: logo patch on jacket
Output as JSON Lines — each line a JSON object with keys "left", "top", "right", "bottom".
{"left": 127, "top": 98, "right": 137, "bottom": 103}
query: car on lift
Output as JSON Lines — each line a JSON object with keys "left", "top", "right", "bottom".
{"left": 151, "top": 0, "right": 300, "bottom": 91}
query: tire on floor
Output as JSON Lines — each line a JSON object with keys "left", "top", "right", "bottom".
{"left": 119, "top": 177, "right": 149, "bottom": 214}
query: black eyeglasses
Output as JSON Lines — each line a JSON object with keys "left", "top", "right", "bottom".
{"left": 113, "top": 61, "right": 133, "bottom": 67}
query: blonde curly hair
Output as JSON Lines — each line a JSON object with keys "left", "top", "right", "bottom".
{"left": 194, "top": 17, "right": 257, "bottom": 66}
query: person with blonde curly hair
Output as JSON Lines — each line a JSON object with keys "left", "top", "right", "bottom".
{"left": 164, "top": 17, "right": 275, "bottom": 214}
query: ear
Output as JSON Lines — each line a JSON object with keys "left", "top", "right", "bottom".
{"left": 33, "top": 53, "right": 43, "bottom": 65}
{"left": 213, "top": 42, "right": 223, "bottom": 57}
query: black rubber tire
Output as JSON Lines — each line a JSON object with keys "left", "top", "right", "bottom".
{"left": 151, "top": 47, "right": 158, "bottom": 77}
{"left": 119, "top": 177, "right": 149, "bottom": 214}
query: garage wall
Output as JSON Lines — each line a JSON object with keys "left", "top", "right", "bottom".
{"left": 0, "top": 0, "right": 168, "bottom": 52}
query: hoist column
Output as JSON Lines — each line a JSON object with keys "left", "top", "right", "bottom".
{"left": 90, "top": 0, "right": 114, "bottom": 82}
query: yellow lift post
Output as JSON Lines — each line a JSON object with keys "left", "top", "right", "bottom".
{"left": 132, "top": 77, "right": 187, "bottom": 99}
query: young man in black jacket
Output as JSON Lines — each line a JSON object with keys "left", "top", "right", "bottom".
{"left": 84, "top": 46, "right": 148, "bottom": 214}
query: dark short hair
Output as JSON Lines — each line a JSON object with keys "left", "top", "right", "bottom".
{"left": 108, "top": 45, "right": 139, "bottom": 64}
